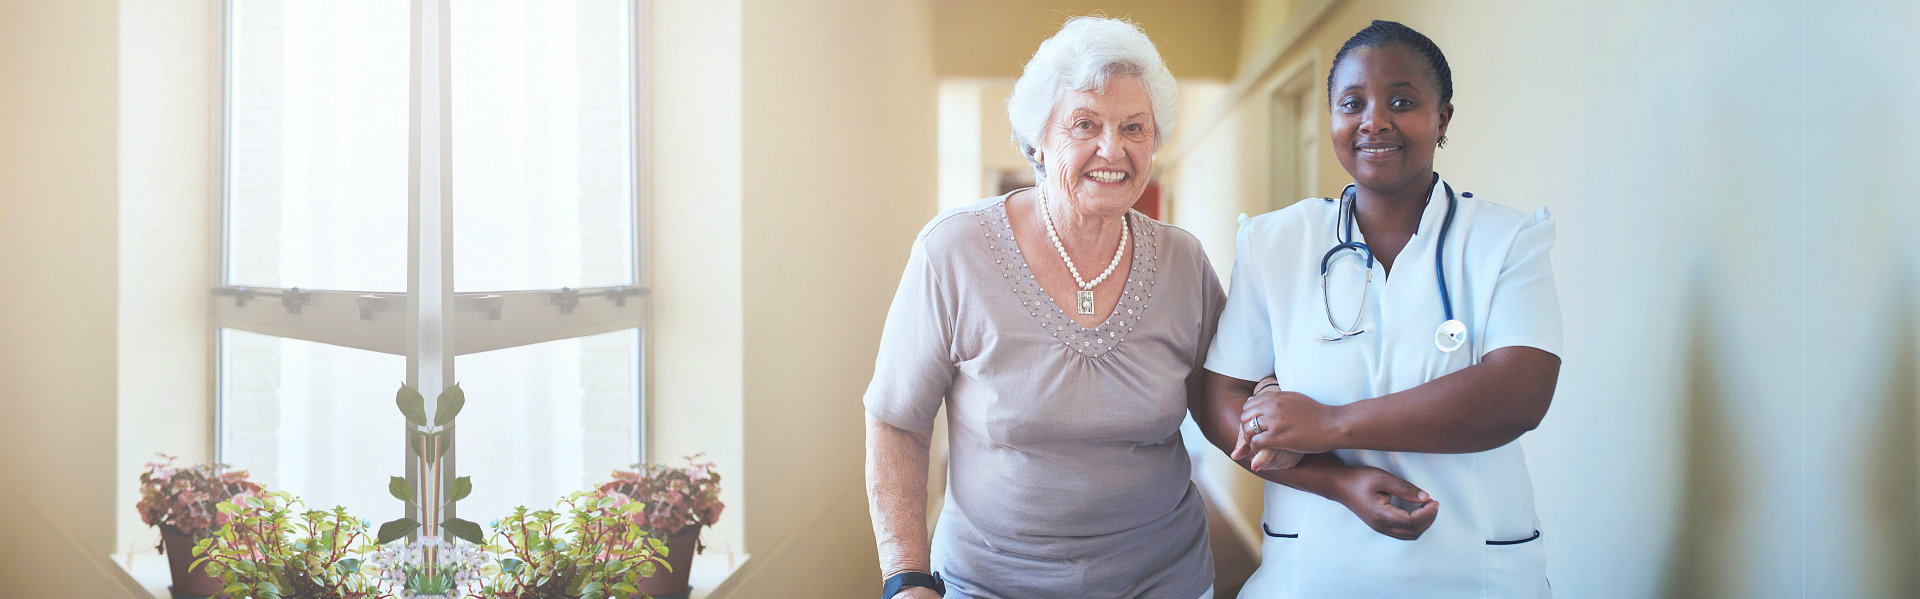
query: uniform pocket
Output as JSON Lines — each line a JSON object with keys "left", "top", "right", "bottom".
{"left": 1261, "top": 523, "right": 1299, "bottom": 539}
{"left": 1256, "top": 520, "right": 1309, "bottom": 567}
{"left": 1486, "top": 530, "right": 1540, "bottom": 546}
{"left": 1483, "top": 530, "right": 1550, "bottom": 598}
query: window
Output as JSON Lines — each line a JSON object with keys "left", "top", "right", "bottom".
{"left": 213, "top": 0, "right": 647, "bottom": 523}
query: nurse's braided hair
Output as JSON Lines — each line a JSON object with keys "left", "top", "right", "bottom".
{"left": 1326, "top": 20, "right": 1453, "bottom": 107}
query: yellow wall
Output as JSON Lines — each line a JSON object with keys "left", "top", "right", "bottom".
{"left": 1163, "top": 1, "right": 1920, "bottom": 597}
{"left": 0, "top": 0, "right": 147, "bottom": 595}
{"left": 651, "top": 0, "right": 943, "bottom": 596}
{"left": 729, "top": 0, "right": 938, "bottom": 594}
{"left": 933, "top": 0, "right": 1245, "bottom": 79}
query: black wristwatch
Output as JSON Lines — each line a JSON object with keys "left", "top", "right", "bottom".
{"left": 882, "top": 571, "right": 945, "bottom": 598}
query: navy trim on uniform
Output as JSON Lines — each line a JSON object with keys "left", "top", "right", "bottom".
{"left": 1486, "top": 530, "right": 1541, "bottom": 546}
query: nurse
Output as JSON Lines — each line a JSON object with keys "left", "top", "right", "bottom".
{"left": 1194, "top": 20, "right": 1564, "bottom": 597}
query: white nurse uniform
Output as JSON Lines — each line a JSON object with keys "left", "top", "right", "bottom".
{"left": 1205, "top": 177, "right": 1561, "bottom": 598}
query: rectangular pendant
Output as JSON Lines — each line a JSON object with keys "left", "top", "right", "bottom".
{"left": 1077, "top": 290, "right": 1096, "bottom": 315}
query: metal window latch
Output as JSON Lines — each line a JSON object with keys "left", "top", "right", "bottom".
{"left": 281, "top": 287, "right": 311, "bottom": 314}
{"left": 356, "top": 295, "right": 388, "bottom": 320}
{"left": 213, "top": 286, "right": 257, "bottom": 307}
{"left": 473, "top": 295, "right": 505, "bottom": 320}
{"left": 551, "top": 287, "right": 581, "bottom": 314}
{"left": 604, "top": 286, "right": 641, "bottom": 307}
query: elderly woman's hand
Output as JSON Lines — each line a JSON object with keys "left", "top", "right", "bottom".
{"left": 1232, "top": 386, "right": 1343, "bottom": 459}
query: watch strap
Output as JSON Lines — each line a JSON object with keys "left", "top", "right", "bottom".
{"left": 882, "top": 571, "right": 945, "bottom": 598}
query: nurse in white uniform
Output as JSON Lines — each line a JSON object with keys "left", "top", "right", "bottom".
{"left": 1193, "top": 20, "right": 1563, "bottom": 598}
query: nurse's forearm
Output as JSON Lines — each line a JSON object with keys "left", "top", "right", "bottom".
{"left": 1333, "top": 346, "right": 1561, "bottom": 453}
{"left": 864, "top": 412, "right": 933, "bottom": 580}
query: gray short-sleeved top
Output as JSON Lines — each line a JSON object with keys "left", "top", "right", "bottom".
{"left": 864, "top": 193, "right": 1225, "bottom": 599}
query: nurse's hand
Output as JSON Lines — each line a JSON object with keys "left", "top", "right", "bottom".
{"left": 1234, "top": 388, "right": 1342, "bottom": 455}
{"left": 1334, "top": 466, "right": 1439, "bottom": 541}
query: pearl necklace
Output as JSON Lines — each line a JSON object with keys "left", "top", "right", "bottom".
{"left": 1039, "top": 186, "right": 1128, "bottom": 315}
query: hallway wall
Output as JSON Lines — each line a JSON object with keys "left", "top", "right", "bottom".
{"left": 729, "top": 0, "right": 940, "bottom": 595}
{"left": 0, "top": 0, "right": 147, "bottom": 596}
{"left": 1161, "top": 1, "right": 1918, "bottom": 597}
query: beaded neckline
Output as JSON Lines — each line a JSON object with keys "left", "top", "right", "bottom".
{"left": 974, "top": 195, "right": 1160, "bottom": 359}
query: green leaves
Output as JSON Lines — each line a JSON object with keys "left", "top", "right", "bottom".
{"left": 396, "top": 385, "right": 428, "bottom": 427}
{"left": 397, "top": 383, "right": 466, "bottom": 429}
{"left": 444, "top": 517, "right": 485, "bottom": 545}
{"left": 450, "top": 476, "right": 472, "bottom": 502}
{"left": 388, "top": 476, "right": 412, "bottom": 502}
{"left": 376, "top": 518, "right": 420, "bottom": 545}
{"left": 435, "top": 384, "right": 465, "bottom": 426}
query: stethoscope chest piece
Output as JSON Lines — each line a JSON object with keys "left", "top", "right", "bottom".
{"left": 1435, "top": 319, "right": 1467, "bottom": 353}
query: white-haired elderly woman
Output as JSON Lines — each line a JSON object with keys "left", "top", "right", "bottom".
{"left": 861, "top": 17, "right": 1217, "bottom": 599}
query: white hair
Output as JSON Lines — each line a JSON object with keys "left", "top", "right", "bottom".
{"left": 1006, "top": 16, "right": 1178, "bottom": 182}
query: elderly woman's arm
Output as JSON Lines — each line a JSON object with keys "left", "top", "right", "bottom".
{"left": 864, "top": 412, "right": 941, "bottom": 597}
{"left": 1191, "top": 370, "right": 1438, "bottom": 540}
{"left": 1236, "top": 346, "right": 1560, "bottom": 455}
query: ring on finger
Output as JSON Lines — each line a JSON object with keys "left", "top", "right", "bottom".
{"left": 1245, "top": 417, "right": 1263, "bottom": 435}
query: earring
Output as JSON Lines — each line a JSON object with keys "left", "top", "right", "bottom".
{"left": 1437, "top": 135, "right": 1448, "bottom": 149}
{"left": 1033, "top": 148, "right": 1044, "bottom": 163}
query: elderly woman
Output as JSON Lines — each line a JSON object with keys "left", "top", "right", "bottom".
{"left": 861, "top": 17, "right": 1217, "bottom": 599}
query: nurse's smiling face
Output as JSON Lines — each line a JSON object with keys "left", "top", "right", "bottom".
{"left": 1329, "top": 44, "right": 1452, "bottom": 196}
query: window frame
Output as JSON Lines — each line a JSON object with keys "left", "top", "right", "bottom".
{"left": 208, "top": 0, "right": 652, "bottom": 525}
{"left": 1265, "top": 52, "right": 1321, "bottom": 212}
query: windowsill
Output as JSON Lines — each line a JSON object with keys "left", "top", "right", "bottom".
{"left": 682, "top": 551, "right": 752, "bottom": 599}
{"left": 110, "top": 549, "right": 172, "bottom": 599}
{"left": 113, "top": 549, "right": 750, "bottom": 599}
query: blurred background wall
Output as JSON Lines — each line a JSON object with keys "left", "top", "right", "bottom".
{"left": 1149, "top": 2, "right": 1917, "bottom": 597}
{"left": 0, "top": 1, "right": 1912, "bottom": 597}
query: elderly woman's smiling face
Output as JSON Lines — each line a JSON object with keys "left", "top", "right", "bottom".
{"left": 1039, "top": 74, "right": 1156, "bottom": 216}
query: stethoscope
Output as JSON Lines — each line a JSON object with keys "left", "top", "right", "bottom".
{"left": 1318, "top": 179, "right": 1468, "bottom": 353}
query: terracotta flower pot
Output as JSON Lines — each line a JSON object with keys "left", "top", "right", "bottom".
{"left": 161, "top": 525, "right": 223, "bottom": 597}
{"left": 636, "top": 527, "right": 700, "bottom": 597}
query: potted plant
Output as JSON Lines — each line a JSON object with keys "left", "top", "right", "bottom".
{"left": 136, "top": 454, "right": 264, "bottom": 597}
{"left": 594, "top": 456, "right": 724, "bottom": 597}
{"left": 193, "top": 490, "right": 386, "bottom": 598}
{"left": 479, "top": 492, "right": 670, "bottom": 599}
{"left": 366, "top": 536, "right": 489, "bottom": 598}
{"left": 369, "top": 383, "right": 492, "bottom": 598}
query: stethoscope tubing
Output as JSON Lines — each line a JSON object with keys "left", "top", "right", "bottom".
{"left": 1319, "top": 178, "right": 1461, "bottom": 348}
{"left": 1434, "top": 181, "right": 1457, "bottom": 323}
